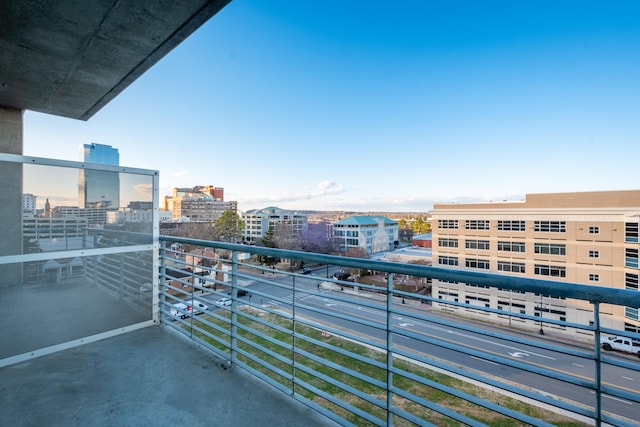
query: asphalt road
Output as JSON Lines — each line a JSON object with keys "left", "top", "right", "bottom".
{"left": 183, "top": 265, "right": 640, "bottom": 422}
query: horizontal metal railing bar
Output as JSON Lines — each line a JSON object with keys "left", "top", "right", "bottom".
{"left": 291, "top": 392, "right": 360, "bottom": 427}
{"left": 390, "top": 346, "right": 595, "bottom": 419}
{"left": 390, "top": 324, "right": 596, "bottom": 390}
{"left": 293, "top": 377, "right": 385, "bottom": 427}
{"left": 600, "top": 354, "right": 640, "bottom": 372}
{"left": 601, "top": 384, "right": 640, "bottom": 405}
{"left": 293, "top": 361, "right": 387, "bottom": 409}
{"left": 294, "top": 346, "right": 387, "bottom": 391}
{"left": 293, "top": 332, "right": 388, "bottom": 371}
{"left": 234, "top": 335, "right": 293, "bottom": 369}
{"left": 601, "top": 412, "right": 639, "bottom": 427}
{"left": 391, "top": 368, "right": 561, "bottom": 427}
{"left": 389, "top": 405, "right": 440, "bottom": 427}
{"left": 234, "top": 346, "right": 294, "bottom": 385}
{"left": 291, "top": 315, "right": 389, "bottom": 353}
{"left": 389, "top": 304, "right": 597, "bottom": 360}
{"left": 160, "top": 236, "right": 640, "bottom": 307}
{"left": 233, "top": 354, "right": 294, "bottom": 395}
{"left": 391, "top": 384, "right": 490, "bottom": 427}
{"left": 600, "top": 327, "right": 640, "bottom": 342}
{"left": 235, "top": 311, "right": 294, "bottom": 337}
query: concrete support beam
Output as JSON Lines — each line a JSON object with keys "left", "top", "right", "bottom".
{"left": 0, "top": 106, "right": 24, "bottom": 286}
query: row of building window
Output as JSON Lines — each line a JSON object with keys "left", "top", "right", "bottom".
{"left": 438, "top": 256, "right": 568, "bottom": 277}
{"left": 436, "top": 291, "right": 568, "bottom": 321}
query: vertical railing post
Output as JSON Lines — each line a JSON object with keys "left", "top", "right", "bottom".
{"left": 159, "top": 241, "right": 167, "bottom": 324}
{"left": 231, "top": 250, "right": 238, "bottom": 366}
{"left": 593, "top": 302, "right": 602, "bottom": 427}
{"left": 292, "top": 270, "right": 297, "bottom": 395}
{"left": 387, "top": 272, "right": 394, "bottom": 426}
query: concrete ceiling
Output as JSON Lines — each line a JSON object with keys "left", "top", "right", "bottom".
{"left": 0, "top": 0, "right": 231, "bottom": 120}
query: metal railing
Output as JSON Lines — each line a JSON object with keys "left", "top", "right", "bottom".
{"left": 159, "top": 236, "right": 640, "bottom": 427}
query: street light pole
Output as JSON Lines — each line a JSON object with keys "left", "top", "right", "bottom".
{"left": 538, "top": 293, "right": 544, "bottom": 335}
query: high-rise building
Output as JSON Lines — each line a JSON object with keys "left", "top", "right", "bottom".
{"left": 78, "top": 143, "right": 120, "bottom": 209}
{"left": 430, "top": 190, "right": 640, "bottom": 338}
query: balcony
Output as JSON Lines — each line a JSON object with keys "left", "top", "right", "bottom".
{"left": 2, "top": 155, "right": 640, "bottom": 426}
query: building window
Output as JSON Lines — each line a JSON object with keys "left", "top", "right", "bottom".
{"left": 534, "top": 264, "right": 566, "bottom": 278}
{"left": 534, "top": 221, "right": 566, "bottom": 232}
{"left": 534, "top": 243, "right": 566, "bottom": 255}
{"left": 626, "top": 273, "right": 639, "bottom": 290}
{"left": 438, "top": 256, "right": 459, "bottom": 266}
{"left": 438, "top": 219, "right": 458, "bottom": 229}
{"left": 465, "top": 258, "right": 490, "bottom": 269}
{"left": 465, "top": 220, "right": 490, "bottom": 230}
{"left": 438, "top": 238, "right": 458, "bottom": 248}
{"left": 626, "top": 222, "right": 639, "bottom": 243}
{"left": 497, "top": 261, "right": 526, "bottom": 274}
{"left": 497, "top": 241, "right": 525, "bottom": 253}
{"left": 588, "top": 250, "right": 599, "bottom": 258}
{"left": 626, "top": 248, "right": 639, "bottom": 269}
{"left": 589, "top": 226, "right": 599, "bottom": 234}
{"left": 589, "top": 274, "right": 599, "bottom": 282}
{"left": 497, "top": 220, "right": 526, "bottom": 231}
{"left": 465, "top": 239, "right": 490, "bottom": 250}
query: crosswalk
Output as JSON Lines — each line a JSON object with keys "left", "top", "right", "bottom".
{"left": 266, "top": 292, "right": 315, "bottom": 306}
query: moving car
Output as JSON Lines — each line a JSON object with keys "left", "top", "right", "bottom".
{"left": 332, "top": 271, "right": 353, "bottom": 281}
{"left": 226, "top": 289, "right": 249, "bottom": 297}
{"left": 602, "top": 336, "right": 640, "bottom": 358}
{"left": 215, "top": 297, "right": 232, "bottom": 307}
{"left": 299, "top": 267, "right": 312, "bottom": 274}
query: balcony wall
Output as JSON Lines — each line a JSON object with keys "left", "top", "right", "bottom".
{"left": 0, "top": 153, "right": 158, "bottom": 365}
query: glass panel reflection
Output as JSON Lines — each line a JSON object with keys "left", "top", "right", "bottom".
{"left": 0, "top": 251, "right": 153, "bottom": 360}
{"left": 20, "top": 163, "right": 154, "bottom": 256}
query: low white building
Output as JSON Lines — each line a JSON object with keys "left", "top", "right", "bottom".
{"left": 242, "top": 206, "right": 308, "bottom": 243}
{"left": 333, "top": 216, "right": 398, "bottom": 255}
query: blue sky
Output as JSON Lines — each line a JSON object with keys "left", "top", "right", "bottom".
{"left": 23, "top": 1, "right": 640, "bottom": 212}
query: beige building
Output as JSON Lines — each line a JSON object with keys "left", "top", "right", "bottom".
{"left": 163, "top": 186, "right": 237, "bottom": 222}
{"left": 431, "top": 190, "right": 640, "bottom": 340}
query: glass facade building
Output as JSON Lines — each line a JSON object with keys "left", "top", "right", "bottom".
{"left": 78, "top": 143, "right": 120, "bottom": 209}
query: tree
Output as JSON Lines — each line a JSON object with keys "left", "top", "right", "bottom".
{"left": 273, "top": 222, "right": 302, "bottom": 251}
{"left": 301, "top": 222, "right": 335, "bottom": 254}
{"left": 214, "top": 210, "right": 245, "bottom": 243}
{"left": 256, "top": 225, "right": 278, "bottom": 267}
{"left": 412, "top": 217, "right": 431, "bottom": 235}
{"left": 343, "top": 247, "right": 369, "bottom": 279}
{"left": 173, "top": 222, "right": 217, "bottom": 251}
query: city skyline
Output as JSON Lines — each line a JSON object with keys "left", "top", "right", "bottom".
{"left": 22, "top": 1, "right": 640, "bottom": 213}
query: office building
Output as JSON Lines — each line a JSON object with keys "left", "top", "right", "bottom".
{"left": 242, "top": 207, "right": 308, "bottom": 243}
{"left": 163, "top": 186, "right": 237, "bottom": 222}
{"left": 78, "top": 143, "right": 120, "bottom": 209}
{"left": 333, "top": 215, "right": 398, "bottom": 255}
{"left": 431, "top": 190, "right": 640, "bottom": 337}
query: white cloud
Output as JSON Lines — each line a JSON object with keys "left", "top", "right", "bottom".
{"left": 240, "top": 180, "right": 345, "bottom": 208}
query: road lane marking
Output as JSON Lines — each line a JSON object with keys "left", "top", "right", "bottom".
{"left": 471, "top": 356, "right": 499, "bottom": 366}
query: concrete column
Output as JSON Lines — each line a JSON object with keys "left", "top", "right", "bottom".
{"left": 0, "top": 106, "right": 24, "bottom": 286}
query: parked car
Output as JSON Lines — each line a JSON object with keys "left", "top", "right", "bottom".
{"left": 185, "top": 299, "right": 208, "bottom": 314}
{"left": 170, "top": 302, "right": 191, "bottom": 319}
{"left": 332, "top": 271, "right": 352, "bottom": 281}
{"left": 214, "top": 297, "right": 232, "bottom": 307}
{"left": 226, "top": 289, "right": 249, "bottom": 297}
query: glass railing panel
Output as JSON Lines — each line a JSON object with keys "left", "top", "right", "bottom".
{"left": 0, "top": 251, "right": 154, "bottom": 360}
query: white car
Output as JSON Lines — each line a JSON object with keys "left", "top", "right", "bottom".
{"left": 214, "top": 297, "right": 232, "bottom": 307}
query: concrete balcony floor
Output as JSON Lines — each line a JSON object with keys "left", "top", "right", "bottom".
{"left": 0, "top": 326, "right": 336, "bottom": 427}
